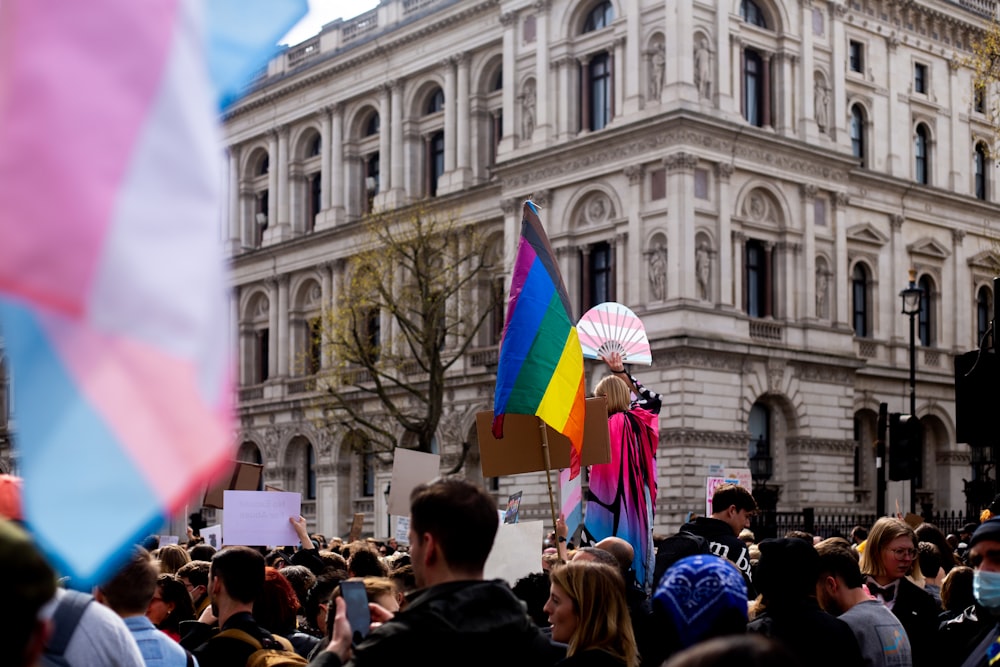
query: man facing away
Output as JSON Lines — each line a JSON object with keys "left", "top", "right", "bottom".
{"left": 678, "top": 483, "right": 758, "bottom": 597}
{"left": 96, "top": 546, "right": 196, "bottom": 667}
{"left": 314, "top": 477, "right": 563, "bottom": 667}
{"left": 1, "top": 519, "right": 57, "bottom": 667}
{"left": 814, "top": 539, "right": 912, "bottom": 667}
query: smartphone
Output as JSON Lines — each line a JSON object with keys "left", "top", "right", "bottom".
{"left": 340, "top": 580, "right": 371, "bottom": 644}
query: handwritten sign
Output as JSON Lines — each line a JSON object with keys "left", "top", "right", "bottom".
{"left": 222, "top": 490, "right": 300, "bottom": 547}
{"left": 202, "top": 524, "right": 222, "bottom": 549}
{"left": 393, "top": 516, "right": 410, "bottom": 545}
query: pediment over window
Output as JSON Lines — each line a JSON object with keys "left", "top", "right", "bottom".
{"left": 907, "top": 237, "right": 951, "bottom": 260}
{"left": 846, "top": 223, "right": 888, "bottom": 246}
{"left": 968, "top": 249, "right": 1000, "bottom": 272}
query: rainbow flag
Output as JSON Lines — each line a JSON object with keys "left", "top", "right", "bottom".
{"left": 492, "top": 201, "right": 586, "bottom": 476}
{"left": 0, "top": 0, "right": 306, "bottom": 586}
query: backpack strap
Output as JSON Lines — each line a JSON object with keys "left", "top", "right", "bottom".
{"left": 216, "top": 627, "right": 294, "bottom": 652}
{"left": 46, "top": 590, "right": 94, "bottom": 656}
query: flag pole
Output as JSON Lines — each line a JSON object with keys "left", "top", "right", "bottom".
{"left": 538, "top": 417, "right": 562, "bottom": 562}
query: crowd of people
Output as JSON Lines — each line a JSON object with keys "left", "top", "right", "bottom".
{"left": 7, "top": 470, "right": 1000, "bottom": 667}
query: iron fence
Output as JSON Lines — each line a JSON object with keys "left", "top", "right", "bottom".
{"left": 750, "top": 509, "right": 972, "bottom": 540}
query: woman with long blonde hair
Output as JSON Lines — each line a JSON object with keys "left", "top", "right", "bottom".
{"left": 582, "top": 350, "right": 661, "bottom": 594}
{"left": 544, "top": 559, "right": 639, "bottom": 667}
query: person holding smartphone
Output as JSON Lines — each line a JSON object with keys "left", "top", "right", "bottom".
{"left": 311, "top": 478, "right": 564, "bottom": 667}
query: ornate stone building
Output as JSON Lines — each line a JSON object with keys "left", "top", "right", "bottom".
{"left": 7, "top": 0, "right": 992, "bottom": 536}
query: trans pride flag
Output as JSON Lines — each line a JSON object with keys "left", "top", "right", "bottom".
{"left": 492, "top": 202, "right": 587, "bottom": 477}
{"left": 0, "top": 0, "right": 306, "bottom": 586}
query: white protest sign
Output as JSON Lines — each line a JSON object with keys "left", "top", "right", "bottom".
{"left": 202, "top": 524, "right": 222, "bottom": 550}
{"left": 387, "top": 449, "right": 440, "bottom": 517}
{"left": 723, "top": 468, "right": 752, "bottom": 491}
{"left": 222, "top": 490, "right": 300, "bottom": 547}
{"left": 394, "top": 516, "right": 410, "bottom": 545}
{"left": 484, "top": 520, "right": 544, "bottom": 585}
{"left": 158, "top": 535, "right": 179, "bottom": 546}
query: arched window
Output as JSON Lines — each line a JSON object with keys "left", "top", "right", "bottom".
{"left": 852, "top": 264, "right": 870, "bottom": 337}
{"left": 850, "top": 105, "right": 866, "bottom": 167}
{"left": 426, "top": 88, "right": 444, "bottom": 115}
{"left": 977, "top": 285, "right": 993, "bottom": 347}
{"left": 743, "top": 49, "right": 765, "bottom": 127}
{"left": 307, "top": 135, "right": 322, "bottom": 158}
{"left": 918, "top": 275, "right": 933, "bottom": 346}
{"left": 364, "top": 112, "right": 380, "bottom": 137}
{"left": 975, "top": 142, "right": 988, "bottom": 201}
{"left": 583, "top": 1, "right": 613, "bottom": 33}
{"left": 915, "top": 124, "right": 930, "bottom": 185}
{"left": 741, "top": 0, "right": 768, "bottom": 28}
{"left": 427, "top": 131, "right": 445, "bottom": 196}
{"left": 587, "top": 53, "right": 612, "bottom": 131}
{"left": 256, "top": 154, "right": 269, "bottom": 176}
{"left": 491, "top": 67, "right": 503, "bottom": 91}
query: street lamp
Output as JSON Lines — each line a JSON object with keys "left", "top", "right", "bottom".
{"left": 899, "top": 268, "right": 923, "bottom": 513}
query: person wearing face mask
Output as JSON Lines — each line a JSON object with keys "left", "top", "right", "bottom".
{"left": 957, "top": 518, "right": 1000, "bottom": 667}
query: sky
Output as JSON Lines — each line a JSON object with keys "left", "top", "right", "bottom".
{"left": 281, "top": 0, "right": 381, "bottom": 45}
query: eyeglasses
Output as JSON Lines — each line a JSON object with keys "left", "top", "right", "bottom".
{"left": 888, "top": 547, "right": 917, "bottom": 559}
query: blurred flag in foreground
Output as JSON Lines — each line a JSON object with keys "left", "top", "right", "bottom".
{"left": 0, "top": 0, "right": 306, "bottom": 586}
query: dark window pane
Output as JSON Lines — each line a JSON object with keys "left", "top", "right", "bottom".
{"left": 589, "top": 53, "right": 611, "bottom": 131}
{"left": 583, "top": 1, "right": 613, "bottom": 32}
{"left": 918, "top": 276, "right": 932, "bottom": 346}
{"left": 741, "top": 0, "right": 768, "bottom": 28}
{"left": 744, "top": 50, "right": 763, "bottom": 127}
{"left": 426, "top": 89, "right": 444, "bottom": 114}
{"left": 852, "top": 264, "right": 869, "bottom": 337}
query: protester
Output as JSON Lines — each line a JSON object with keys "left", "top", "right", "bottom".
{"left": 814, "top": 539, "right": 913, "bottom": 667}
{"left": 253, "top": 566, "right": 320, "bottom": 658}
{"left": 859, "top": 517, "right": 940, "bottom": 667}
{"left": 545, "top": 559, "right": 639, "bottom": 667}
{"left": 1, "top": 519, "right": 58, "bottom": 667}
{"left": 669, "top": 483, "right": 757, "bottom": 597}
{"left": 158, "top": 543, "right": 192, "bottom": 575}
{"left": 953, "top": 518, "right": 1000, "bottom": 667}
{"left": 662, "top": 635, "right": 801, "bottom": 667}
{"left": 98, "top": 547, "right": 197, "bottom": 667}
{"left": 746, "top": 537, "right": 863, "bottom": 667}
{"left": 177, "top": 560, "right": 212, "bottom": 617}
{"left": 149, "top": 573, "right": 197, "bottom": 641}
{"left": 315, "top": 477, "right": 563, "bottom": 667}
{"left": 583, "top": 350, "right": 661, "bottom": 593}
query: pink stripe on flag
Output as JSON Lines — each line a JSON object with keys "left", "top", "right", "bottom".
{"left": 44, "top": 313, "right": 232, "bottom": 506}
{"left": 0, "top": 0, "right": 178, "bottom": 316}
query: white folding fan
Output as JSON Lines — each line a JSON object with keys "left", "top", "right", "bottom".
{"left": 576, "top": 302, "right": 652, "bottom": 365}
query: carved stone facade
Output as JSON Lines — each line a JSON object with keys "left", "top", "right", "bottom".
{"left": 94, "top": 0, "right": 998, "bottom": 537}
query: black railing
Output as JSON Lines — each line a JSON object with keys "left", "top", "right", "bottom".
{"left": 750, "top": 509, "right": 972, "bottom": 540}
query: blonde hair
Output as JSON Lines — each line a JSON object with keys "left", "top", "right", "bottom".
{"left": 595, "top": 375, "right": 631, "bottom": 415}
{"left": 859, "top": 517, "right": 923, "bottom": 581}
{"left": 156, "top": 544, "right": 191, "bottom": 575}
{"left": 549, "top": 560, "right": 639, "bottom": 667}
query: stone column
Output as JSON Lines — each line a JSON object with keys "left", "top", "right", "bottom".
{"left": 319, "top": 109, "right": 332, "bottom": 211}
{"left": 732, "top": 231, "right": 746, "bottom": 311}
{"left": 456, "top": 53, "right": 471, "bottom": 185}
{"left": 379, "top": 83, "right": 392, "bottom": 192}
{"left": 731, "top": 37, "right": 743, "bottom": 118}
{"left": 778, "top": 53, "right": 794, "bottom": 136}
{"left": 948, "top": 58, "right": 962, "bottom": 190}
{"left": 885, "top": 36, "right": 901, "bottom": 175}
{"left": 498, "top": 11, "right": 517, "bottom": 155}
{"left": 663, "top": 0, "right": 695, "bottom": 103}
{"left": 534, "top": 1, "right": 552, "bottom": 142}
{"left": 391, "top": 82, "right": 404, "bottom": 199}
{"left": 799, "top": 0, "right": 816, "bottom": 138}
{"left": 663, "top": 152, "right": 698, "bottom": 300}
{"left": 579, "top": 55, "right": 592, "bottom": 133}
{"left": 267, "top": 131, "right": 279, "bottom": 228}
{"left": 832, "top": 192, "right": 850, "bottom": 327}
{"left": 716, "top": 163, "right": 734, "bottom": 307}
{"left": 888, "top": 214, "right": 905, "bottom": 343}
{"left": 501, "top": 197, "right": 521, "bottom": 280}
{"left": 830, "top": 1, "right": 847, "bottom": 143}
{"left": 320, "top": 262, "right": 334, "bottom": 369}
{"left": 623, "top": 0, "right": 641, "bottom": 113}
{"left": 330, "top": 105, "right": 345, "bottom": 227}
{"left": 556, "top": 57, "right": 573, "bottom": 138}
{"left": 267, "top": 279, "right": 280, "bottom": 380}
{"left": 952, "top": 229, "right": 967, "bottom": 350}
{"left": 277, "top": 275, "right": 290, "bottom": 378}
{"left": 442, "top": 58, "right": 456, "bottom": 177}
{"left": 624, "top": 165, "right": 643, "bottom": 305}
{"left": 612, "top": 37, "right": 624, "bottom": 121}
{"left": 801, "top": 184, "right": 817, "bottom": 319}
{"left": 228, "top": 146, "right": 241, "bottom": 254}
{"left": 276, "top": 125, "right": 291, "bottom": 240}
{"left": 716, "top": 2, "right": 732, "bottom": 113}
{"left": 761, "top": 53, "right": 772, "bottom": 128}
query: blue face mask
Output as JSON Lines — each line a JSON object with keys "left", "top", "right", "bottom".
{"left": 974, "top": 570, "right": 1000, "bottom": 613}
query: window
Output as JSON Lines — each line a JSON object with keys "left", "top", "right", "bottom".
{"left": 364, "top": 152, "right": 379, "bottom": 213}
{"left": 307, "top": 135, "right": 321, "bottom": 158}
{"left": 255, "top": 328, "right": 269, "bottom": 383}
{"left": 304, "top": 445, "right": 316, "bottom": 500}
{"left": 850, "top": 104, "right": 866, "bottom": 167}
{"left": 363, "top": 308, "right": 381, "bottom": 362}
{"left": 587, "top": 53, "right": 612, "bottom": 131}
{"left": 489, "top": 277, "right": 505, "bottom": 345}
{"left": 853, "top": 415, "right": 862, "bottom": 487}
{"left": 748, "top": 403, "right": 772, "bottom": 482}
{"left": 589, "top": 242, "right": 612, "bottom": 307}
{"left": 978, "top": 286, "right": 993, "bottom": 348}
{"left": 583, "top": 1, "right": 613, "bottom": 33}
{"left": 362, "top": 450, "right": 375, "bottom": 497}
{"left": 918, "top": 275, "right": 933, "bottom": 346}
{"left": 306, "top": 174, "right": 321, "bottom": 231}
{"left": 915, "top": 124, "right": 929, "bottom": 185}
{"left": 849, "top": 41, "right": 864, "bottom": 73}
{"left": 852, "top": 264, "right": 870, "bottom": 337}
{"left": 364, "top": 112, "right": 380, "bottom": 137}
{"left": 975, "top": 143, "right": 988, "bottom": 201}
{"left": 427, "top": 131, "right": 444, "bottom": 196}
{"left": 743, "top": 49, "right": 765, "bottom": 127}
{"left": 975, "top": 87, "right": 986, "bottom": 114}
{"left": 745, "top": 239, "right": 770, "bottom": 318}
{"left": 426, "top": 88, "right": 444, "bottom": 115}
{"left": 914, "top": 63, "right": 927, "bottom": 94}
{"left": 255, "top": 190, "right": 269, "bottom": 246}
{"left": 257, "top": 154, "right": 269, "bottom": 176}
{"left": 740, "top": 0, "right": 768, "bottom": 28}
{"left": 307, "top": 317, "right": 322, "bottom": 375}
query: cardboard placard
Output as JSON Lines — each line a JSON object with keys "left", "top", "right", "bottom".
{"left": 203, "top": 461, "right": 263, "bottom": 509}
{"left": 476, "top": 397, "right": 611, "bottom": 477}
{"left": 348, "top": 513, "right": 364, "bottom": 542}
{"left": 394, "top": 516, "right": 410, "bottom": 545}
{"left": 202, "top": 524, "right": 222, "bottom": 549}
{"left": 222, "top": 490, "right": 300, "bottom": 547}
{"left": 387, "top": 449, "right": 441, "bottom": 517}
{"left": 484, "top": 520, "right": 544, "bottom": 585}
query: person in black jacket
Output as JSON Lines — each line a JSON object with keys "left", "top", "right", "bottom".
{"left": 673, "top": 483, "right": 758, "bottom": 598}
{"left": 312, "top": 477, "right": 564, "bottom": 667}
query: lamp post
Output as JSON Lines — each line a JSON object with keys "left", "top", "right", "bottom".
{"left": 899, "top": 268, "right": 923, "bottom": 514}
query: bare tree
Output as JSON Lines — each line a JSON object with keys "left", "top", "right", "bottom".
{"left": 317, "top": 206, "right": 500, "bottom": 459}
